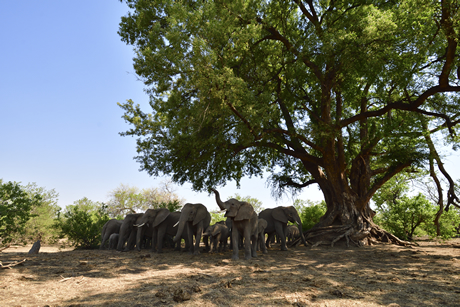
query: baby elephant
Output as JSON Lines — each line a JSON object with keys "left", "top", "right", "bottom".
{"left": 109, "top": 233, "right": 119, "bottom": 250}
{"left": 203, "top": 222, "right": 229, "bottom": 253}
{"left": 285, "top": 224, "right": 300, "bottom": 243}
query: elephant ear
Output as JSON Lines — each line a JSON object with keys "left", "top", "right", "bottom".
{"left": 193, "top": 204, "right": 208, "bottom": 225}
{"left": 272, "top": 207, "right": 288, "bottom": 224}
{"left": 153, "top": 209, "right": 170, "bottom": 228}
{"left": 234, "top": 202, "right": 255, "bottom": 221}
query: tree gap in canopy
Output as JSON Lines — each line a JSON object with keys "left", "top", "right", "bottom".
{"left": 117, "top": 0, "right": 460, "bottom": 246}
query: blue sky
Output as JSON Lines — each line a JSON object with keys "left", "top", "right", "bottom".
{"left": 0, "top": 1, "right": 325, "bottom": 211}
{"left": 2, "top": 1, "right": 459, "bottom": 212}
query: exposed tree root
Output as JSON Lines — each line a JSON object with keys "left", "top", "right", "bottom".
{"left": 288, "top": 223, "right": 416, "bottom": 248}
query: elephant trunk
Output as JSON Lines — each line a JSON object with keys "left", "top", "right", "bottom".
{"left": 174, "top": 219, "right": 186, "bottom": 243}
{"left": 211, "top": 188, "right": 226, "bottom": 211}
{"left": 136, "top": 224, "right": 144, "bottom": 251}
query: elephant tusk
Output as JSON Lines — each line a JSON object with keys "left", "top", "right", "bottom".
{"left": 173, "top": 221, "right": 179, "bottom": 228}
{"left": 295, "top": 221, "right": 299, "bottom": 226}
{"left": 135, "top": 223, "right": 145, "bottom": 227}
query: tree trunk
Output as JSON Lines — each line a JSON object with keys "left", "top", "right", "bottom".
{"left": 298, "top": 183, "right": 412, "bottom": 247}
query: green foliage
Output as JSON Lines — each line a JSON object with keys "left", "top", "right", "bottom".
{"left": 209, "top": 209, "right": 226, "bottom": 225}
{"left": 0, "top": 180, "right": 42, "bottom": 247}
{"left": 106, "top": 182, "right": 184, "bottom": 217}
{"left": 423, "top": 208, "right": 460, "bottom": 240}
{"left": 54, "top": 198, "right": 110, "bottom": 249}
{"left": 21, "top": 183, "right": 60, "bottom": 244}
{"left": 157, "top": 199, "right": 182, "bottom": 212}
{"left": 375, "top": 193, "right": 433, "bottom": 240}
{"left": 232, "top": 194, "right": 264, "bottom": 214}
{"left": 300, "top": 200, "right": 327, "bottom": 231}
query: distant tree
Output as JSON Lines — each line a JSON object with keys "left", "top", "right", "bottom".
{"left": 21, "top": 183, "right": 60, "bottom": 244}
{"left": 106, "top": 181, "right": 184, "bottom": 217}
{"left": 54, "top": 198, "right": 110, "bottom": 249}
{"left": 232, "top": 194, "right": 264, "bottom": 214}
{"left": 0, "top": 180, "right": 42, "bottom": 248}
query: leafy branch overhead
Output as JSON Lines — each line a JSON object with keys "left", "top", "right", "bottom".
{"left": 118, "top": 0, "right": 460, "bottom": 244}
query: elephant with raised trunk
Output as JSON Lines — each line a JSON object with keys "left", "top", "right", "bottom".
{"left": 211, "top": 188, "right": 259, "bottom": 260}
{"left": 173, "top": 203, "right": 211, "bottom": 255}
{"left": 135, "top": 208, "right": 187, "bottom": 253}
{"left": 100, "top": 219, "right": 122, "bottom": 249}
{"left": 259, "top": 206, "right": 308, "bottom": 251}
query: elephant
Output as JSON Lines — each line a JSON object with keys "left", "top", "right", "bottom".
{"left": 100, "top": 219, "right": 123, "bottom": 249}
{"left": 134, "top": 209, "right": 188, "bottom": 253}
{"left": 286, "top": 224, "right": 300, "bottom": 243}
{"left": 173, "top": 203, "right": 211, "bottom": 255}
{"left": 109, "top": 233, "right": 119, "bottom": 249}
{"left": 259, "top": 206, "right": 308, "bottom": 251}
{"left": 203, "top": 222, "right": 229, "bottom": 253}
{"left": 211, "top": 188, "right": 259, "bottom": 260}
{"left": 257, "top": 218, "right": 268, "bottom": 254}
{"left": 117, "top": 213, "right": 145, "bottom": 251}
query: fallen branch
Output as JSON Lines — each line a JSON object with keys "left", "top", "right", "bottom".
{"left": 0, "top": 259, "right": 26, "bottom": 269}
{"left": 0, "top": 244, "right": 11, "bottom": 252}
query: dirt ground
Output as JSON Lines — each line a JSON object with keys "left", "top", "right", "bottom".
{"left": 1, "top": 238, "right": 459, "bottom": 307}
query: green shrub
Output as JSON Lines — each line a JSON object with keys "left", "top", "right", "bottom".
{"left": 54, "top": 198, "right": 110, "bottom": 249}
{"left": 422, "top": 207, "right": 460, "bottom": 240}
{"left": 300, "top": 201, "right": 327, "bottom": 231}
{"left": 375, "top": 193, "right": 433, "bottom": 241}
{"left": 0, "top": 180, "right": 42, "bottom": 247}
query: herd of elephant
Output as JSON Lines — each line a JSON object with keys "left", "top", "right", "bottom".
{"left": 100, "top": 189, "right": 308, "bottom": 260}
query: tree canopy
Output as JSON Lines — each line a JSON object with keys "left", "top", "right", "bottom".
{"left": 118, "top": 0, "right": 460, "bottom": 245}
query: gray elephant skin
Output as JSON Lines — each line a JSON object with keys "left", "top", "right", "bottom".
{"left": 257, "top": 218, "right": 268, "bottom": 254}
{"left": 211, "top": 188, "right": 259, "bottom": 260}
{"left": 100, "top": 219, "right": 123, "bottom": 249}
{"left": 173, "top": 203, "right": 211, "bottom": 255}
{"left": 203, "top": 222, "right": 229, "bottom": 253}
{"left": 117, "top": 213, "right": 152, "bottom": 251}
{"left": 286, "top": 224, "right": 300, "bottom": 243}
{"left": 259, "top": 206, "right": 308, "bottom": 251}
{"left": 135, "top": 208, "right": 188, "bottom": 253}
{"left": 109, "top": 233, "right": 119, "bottom": 249}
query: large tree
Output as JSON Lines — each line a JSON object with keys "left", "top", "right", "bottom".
{"left": 117, "top": 0, "right": 460, "bottom": 246}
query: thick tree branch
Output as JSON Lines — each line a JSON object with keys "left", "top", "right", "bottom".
{"left": 340, "top": 85, "right": 460, "bottom": 127}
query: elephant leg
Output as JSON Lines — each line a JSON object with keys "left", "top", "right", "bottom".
{"left": 186, "top": 223, "right": 194, "bottom": 254}
{"left": 231, "top": 227, "right": 240, "bottom": 260}
{"left": 100, "top": 232, "right": 110, "bottom": 250}
{"left": 251, "top": 232, "right": 258, "bottom": 258}
{"left": 243, "top": 226, "right": 252, "bottom": 260}
{"left": 261, "top": 233, "right": 268, "bottom": 254}
{"left": 275, "top": 222, "right": 288, "bottom": 251}
{"left": 266, "top": 232, "right": 274, "bottom": 248}
{"left": 150, "top": 227, "right": 161, "bottom": 253}
{"left": 193, "top": 224, "right": 203, "bottom": 255}
{"left": 126, "top": 229, "right": 137, "bottom": 251}
{"left": 216, "top": 233, "right": 222, "bottom": 252}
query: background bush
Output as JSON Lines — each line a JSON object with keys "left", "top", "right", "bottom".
{"left": 54, "top": 197, "right": 110, "bottom": 249}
